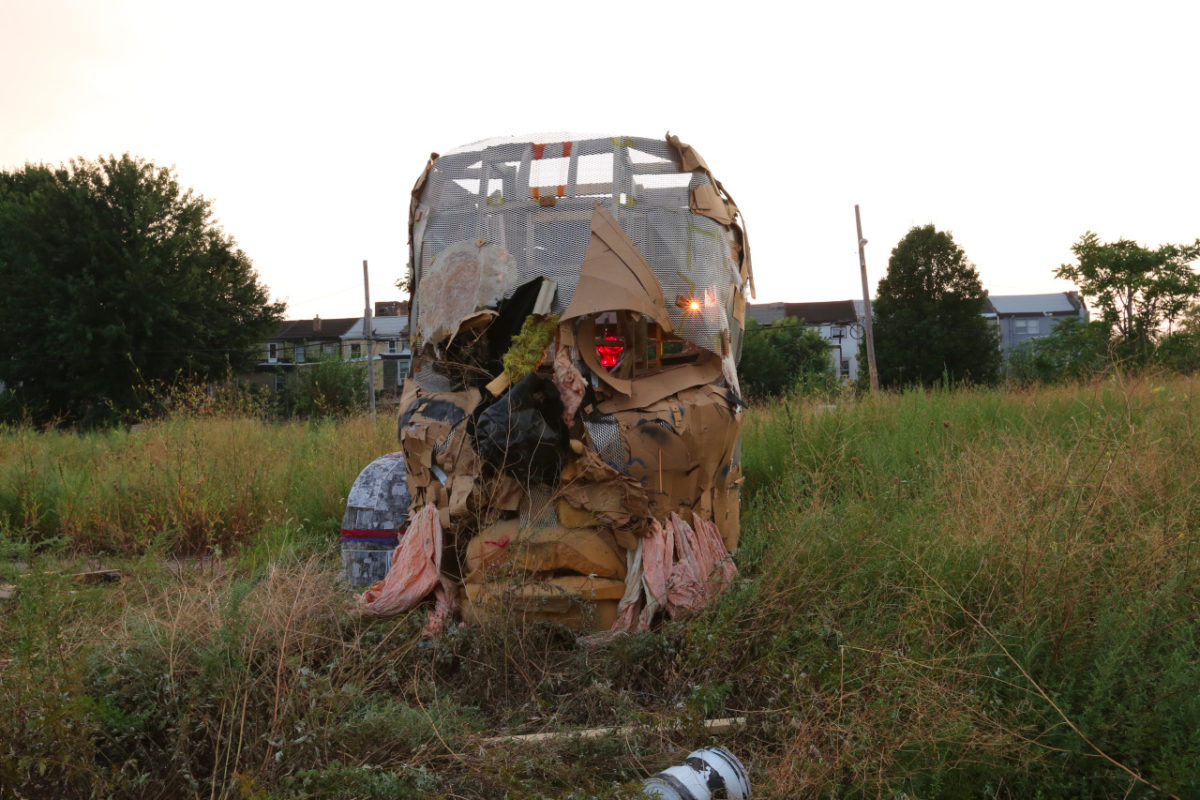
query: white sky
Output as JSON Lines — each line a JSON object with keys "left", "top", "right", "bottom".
{"left": 3, "top": 0, "right": 1198, "bottom": 320}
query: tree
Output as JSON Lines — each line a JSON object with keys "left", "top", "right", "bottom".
{"left": 1055, "top": 232, "right": 1200, "bottom": 357}
{"left": 738, "top": 317, "right": 834, "bottom": 399}
{"left": 0, "top": 155, "right": 284, "bottom": 425}
{"left": 1005, "top": 317, "right": 1112, "bottom": 384}
{"left": 871, "top": 225, "right": 1000, "bottom": 388}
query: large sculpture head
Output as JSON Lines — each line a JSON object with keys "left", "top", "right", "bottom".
{"left": 398, "top": 133, "right": 754, "bottom": 630}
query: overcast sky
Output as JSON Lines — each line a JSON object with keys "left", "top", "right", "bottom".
{"left": 3, "top": 0, "right": 1198, "bottom": 320}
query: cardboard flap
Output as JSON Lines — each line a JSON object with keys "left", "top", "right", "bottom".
{"left": 595, "top": 352, "right": 723, "bottom": 414}
{"left": 561, "top": 204, "right": 673, "bottom": 333}
{"left": 557, "top": 448, "right": 652, "bottom": 535}
{"left": 665, "top": 132, "right": 709, "bottom": 173}
{"left": 408, "top": 152, "right": 438, "bottom": 246}
{"left": 689, "top": 184, "right": 736, "bottom": 226}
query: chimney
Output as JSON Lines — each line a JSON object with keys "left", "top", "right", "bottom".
{"left": 313, "top": 315, "right": 322, "bottom": 333}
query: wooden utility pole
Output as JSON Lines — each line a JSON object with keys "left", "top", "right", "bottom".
{"left": 363, "top": 259, "right": 376, "bottom": 420}
{"left": 856, "top": 205, "right": 880, "bottom": 393}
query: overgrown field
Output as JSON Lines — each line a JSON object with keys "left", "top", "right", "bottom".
{"left": 2, "top": 376, "right": 1198, "bottom": 799}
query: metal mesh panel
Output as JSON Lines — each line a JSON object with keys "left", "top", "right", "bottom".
{"left": 520, "top": 484, "right": 558, "bottom": 528}
{"left": 413, "top": 135, "right": 742, "bottom": 356}
{"left": 582, "top": 413, "right": 626, "bottom": 472}
{"left": 412, "top": 362, "right": 453, "bottom": 393}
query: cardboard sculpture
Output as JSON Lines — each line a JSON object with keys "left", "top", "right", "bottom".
{"left": 361, "top": 133, "right": 752, "bottom": 631}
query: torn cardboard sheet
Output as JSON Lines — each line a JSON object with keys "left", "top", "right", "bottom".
{"left": 557, "top": 448, "right": 651, "bottom": 537}
{"left": 398, "top": 383, "right": 483, "bottom": 528}
{"left": 611, "top": 385, "right": 743, "bottom": 549}
{"left": 560, "top": 204, "right": 674, "bottom": 333}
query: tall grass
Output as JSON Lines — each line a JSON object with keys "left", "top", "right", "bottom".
{"left": 733, "top": 374, "right": 1200, "bottom": 797}
{"left": 2, "top": 376, "right": 1198, "bottom": 798}
{"left": 0, "top": 414, "right": 398, "bottom": 554}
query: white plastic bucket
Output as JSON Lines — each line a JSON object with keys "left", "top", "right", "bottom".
{"left": 642, "top": 746, "right": 750, "bottom": 800}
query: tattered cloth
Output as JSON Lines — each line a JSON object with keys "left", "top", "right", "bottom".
{"left": 612, "top": 512, "right": 737, "bottom": 633}
{"left": 353, "top": 503, "right": 458, "bottom": 636}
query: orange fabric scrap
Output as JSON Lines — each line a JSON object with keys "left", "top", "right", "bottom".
{"left": 354, "top": 502, "right": 458, "bottom": 636}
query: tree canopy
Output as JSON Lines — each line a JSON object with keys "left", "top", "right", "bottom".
{"left": 738, "top": 317, "right": 834, "bottom": 399}
{"left": 1055, "top": 232, "right": 1200, "bottom": 355}
{"left": 871, "top": 224, "right": 1000, "bottom": 388}
{"left": 0, "top": 155, "right": 284, "bottom": 425}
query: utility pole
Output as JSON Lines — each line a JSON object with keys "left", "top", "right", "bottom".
{"left": 856, "top": 205, "right": 880, "bottom": 393}
{"left": 363, "top": 259, "right": 376, "bottom": 420}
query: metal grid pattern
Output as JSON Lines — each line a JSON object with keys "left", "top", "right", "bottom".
{"left": 582, "top": 413, "right": 626, "bottom": 472}
{"left": 412, "top": 135, "right": 743, "bottom": 357}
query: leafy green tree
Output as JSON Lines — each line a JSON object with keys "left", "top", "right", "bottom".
{"left": 1055, "top": 232, "right": 1200, "bottom": 357}
{"left": 738, "top": 317, "right": 834, "bottom": 399}
{"left": 0, "top": 155, "right": 284, "bottom": 425}
{"left": 1005, "top": 317, "right": 1112, "bottom": 384}
{"left": 871, "top": 225, "right": 1001, "bottom": 388}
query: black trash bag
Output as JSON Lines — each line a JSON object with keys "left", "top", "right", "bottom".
{"left": 474, "top": 373, "right": 568, "bottom": 486}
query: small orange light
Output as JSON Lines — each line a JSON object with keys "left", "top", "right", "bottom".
{"left": 688, "top": 299, "right": 701, "bottom": 312}
{"left": 675, "top": 294, "right": 702, "bottom": 313}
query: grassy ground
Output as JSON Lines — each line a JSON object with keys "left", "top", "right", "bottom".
{"left": 1, "top": 376, "right": 1198, "bottom": 798}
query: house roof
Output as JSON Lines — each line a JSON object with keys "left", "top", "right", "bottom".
{"left": 747, "top": 302, "right": 786, "bottom": 325}
{"left": 273, "top": 317, "right": 360, "bottom": 340}
{"left": 783, "top": 300, "right": 859, "bottom": 325}
{"left": 987, "top": 293, "right": 1083, "bottom": 316}
{"left": 342, "top": 315, "right": 409, "bottom": 339}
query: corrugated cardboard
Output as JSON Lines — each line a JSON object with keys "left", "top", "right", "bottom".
{"left": 463, "top": 519, "right": 626, "bottom": 582}
{"left": 557, "top": 448, "right": 651, "bottom": 537}
{"left": 398, "top": 381, "right": 484, "bottom": 530}
{"left": 461, "top": 576, "right": 625, "bottom": 631}
{"left": 612, "top": 385, "right": 743, "bottom": 550}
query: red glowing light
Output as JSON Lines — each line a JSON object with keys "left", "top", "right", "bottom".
{"left": 596, "top": 332, "right": 624, "bottom": 368}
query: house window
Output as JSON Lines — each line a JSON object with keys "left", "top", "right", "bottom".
{"left": 322, "top": 342, "right": 338, "bottom": 358}
{"left": 268, "top": 342, "right": 278, "bottom": 363}
{"left": 1014, "top": 319, "right": 1041, "bottom": 338}
{"left": 295, "top": 344, "right": 306, "bottom": 363}
{"left": 350, "top": 343, "right": 362, "bottom": 359}
{"left": 386, "top": 339, "right": 398, "bottom": 355}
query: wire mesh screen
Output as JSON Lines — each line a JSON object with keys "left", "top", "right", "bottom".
{"left": 412, "top": 135, "right": 743, "bottom": 355}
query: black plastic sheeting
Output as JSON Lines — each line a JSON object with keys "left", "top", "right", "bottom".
{"left": 474, "top": 373, "right": 569, "bottom": 486}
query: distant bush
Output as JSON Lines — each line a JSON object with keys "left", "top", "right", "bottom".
{"left": 1005, "top": 317, "right": 1112, "bottom": 384}
{"left": 282, "top": 355, "right": 367, "bottom": 418}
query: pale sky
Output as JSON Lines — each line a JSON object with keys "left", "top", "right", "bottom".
{"left": 3, "top": 0, "right": 1198, "bottom": 320}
